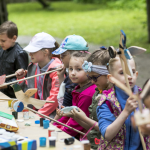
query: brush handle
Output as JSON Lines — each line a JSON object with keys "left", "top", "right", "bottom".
{"left": 0, "top": 68, "right": 62, "bottom": 88}
{"left": 24, "top": 106, "right": 85, "bottom": 135}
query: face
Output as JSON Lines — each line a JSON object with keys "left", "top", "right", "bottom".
{"left": 29, "top": 50, "right": 48, "bottom": 67}
{"left": 111, "top": 57, "right": 138, "bottom": 88}
{"left": 87, "top": 72, "right": 108, "bottom": 90}
{"left": 69, "top": 57, "right": 88, "bottom": 87}
{"left": 60, "top": 51, "right": 71, "bottom": 68}
{"left": 0, "top": 34, "right": 16, "bottom": 50}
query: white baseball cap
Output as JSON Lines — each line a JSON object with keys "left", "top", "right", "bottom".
{"left": 24, "top": 32, "right": 56, "bottom": 53}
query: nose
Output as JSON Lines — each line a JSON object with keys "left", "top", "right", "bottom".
{"left": 91, "top": 80, "right": 95, "bottom": 84}
{"left": 71, "top": 69, "right": 75, "bottom": 76}
{"left": 127, "top": 74, "right": 132, "bottom": 80}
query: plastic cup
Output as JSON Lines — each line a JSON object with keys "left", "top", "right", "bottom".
{"left": 51, "top": 131, "right": 58, "bottom": 141}
{"left": 43, "top": 120, "right": 49, "bottom": 129}
{"left": 49, "top": 136, "right": 56, "bottom": 147}
{"left": 39, "top": 137, "right": 46, "bottom": 147}
{"left": 48, "top": 127, "right": 55, "bottom": 137}
{"left": 8, "top": 100, "right": 13, "bottom": 108}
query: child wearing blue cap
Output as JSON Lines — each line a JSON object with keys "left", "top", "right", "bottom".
{"left": 52, "top": 35, "right": 89, "bottom": 120}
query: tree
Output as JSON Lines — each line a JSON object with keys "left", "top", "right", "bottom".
{"left": 146, "top": 0, "right": 150, "bottom": 43}
{"left": 0, "top": 0, "right": 8, "bottom": 25}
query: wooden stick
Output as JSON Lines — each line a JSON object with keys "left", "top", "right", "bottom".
{"left": 6, "top": 73, "right": 16, "bottom": 79}
{"left": 24, "top": 106, "right": 85, "bottom": 135}
{"left": 0, "top": 68, "right": 62, "bottom": 88}
{"left": 0, "top": 98, "right": 55, "bottom": 103}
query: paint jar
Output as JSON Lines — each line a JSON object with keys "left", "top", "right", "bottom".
{"left": 81, "top": 140, "right": 91, "bottom": 150}
{"left": 51, "top": 131, "right": 58, "bottom": 141}
{"left": 12, "top": 111, "right": 18, "bottom": 119}
{"left": 8, "top": 100, "right": 13, "bottom": 108}
{"left": 49, "top": 136, "right": 56, "bottom": 147}
{"left": 23, "top": 109, "right": 29, "bottom": 120}
{"left": 64, "top": 137, "right": 75, "bottom": 145}
{"left": 40, "top": 118, "right": 45, "bottom": 127}
{"left": 39, "top": 137, "right": 46, "bottom": 147}
{"left": 48, "top": 127, "right": 55, "bottom": 137}
{"left": 43, "top": 120, "right": 49, "bottom": 129}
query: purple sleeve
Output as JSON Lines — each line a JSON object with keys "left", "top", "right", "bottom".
{"left": 62, "top": 95, "right": 92, "bottom": 137}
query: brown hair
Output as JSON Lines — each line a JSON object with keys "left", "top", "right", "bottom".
{"left": 71, "top": 51, "right": 90, "bottom": 62}
{"left": 0, "top": 21, "right": 18, "bottom": 38}
{"left": 87, "top": 49, "right": 110, "bottom": 65}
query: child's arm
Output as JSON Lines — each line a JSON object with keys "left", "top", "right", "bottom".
{"left": 38, "top": 71, "right": 59, "bottom": 116}
{"left": 98, "top": 95, "right": 138, "bottom": 141}
{"left": 71, "top": 108, "right": 99, "bottom": 131}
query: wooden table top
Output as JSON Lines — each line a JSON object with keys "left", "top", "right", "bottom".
{"left": 0, "top": 92, "right": 84, "bottom": 150}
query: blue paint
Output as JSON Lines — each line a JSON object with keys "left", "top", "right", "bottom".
{"left": 39, "top": 137, "right": 46, "bottom": 147}
{"left": 43, "top": 120, "right": 49, "bottom": 129}
{"left": 49, "top": 137, "right": 56, "bottom": 147}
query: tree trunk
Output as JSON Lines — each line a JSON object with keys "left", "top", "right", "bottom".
{"left": 0, "top": 0, "right": 8, "bottom": 25}
{"left": 146, "top": 0, "right": 150, "bottom": 43}
{"left": 37, "top": 0, "right": 49, "bottom": 8}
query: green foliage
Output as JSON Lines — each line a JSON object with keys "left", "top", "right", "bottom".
{"left": 7, "top": 1, "right": 150, "bottom": 52}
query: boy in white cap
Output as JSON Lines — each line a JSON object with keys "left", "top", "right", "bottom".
{"left": 15, "top": 32, "right": 62, "bottom": 118}
{"left": 52, "top": 35, "right": 89, "bottom": 120}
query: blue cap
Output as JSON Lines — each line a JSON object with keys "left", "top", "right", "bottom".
{"left": 52, "top": 35, "right": 89, "bottom": 55}
{"left": 35, "top": 120, "right": 40, "bottom": 124}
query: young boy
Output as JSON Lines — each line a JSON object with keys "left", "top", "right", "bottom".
{"left": 0, "top": 21, "right": 28, "bottom": 98}
{"left": 52, "top": 35, "right": 89, "bottom": 119}
{"left": 16, "top": 32, "right": 62, "bottom": 117}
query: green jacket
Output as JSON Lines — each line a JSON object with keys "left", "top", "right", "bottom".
{"left": 87, "top": 88, "right": 101, "bottom": 150}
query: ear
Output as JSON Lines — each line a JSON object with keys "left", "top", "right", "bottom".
{"left": 12, "top": 35, "right": 17, "bottom": 42}
{"left": 107, "top": 74, "right": 114, "bottom": 84}
{"left": 136, "top": 71, "right": 138, "bottom": 78}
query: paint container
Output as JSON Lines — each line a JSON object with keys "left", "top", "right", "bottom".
{"left": 23, "top": 109, "right": 29, "bottom": 120}
{"left": 43, "top": 120, "right": 49, "bottom": 129}
{"left": 81, "top": 140, "right": 91, "bottom": 150}
{"left": 12, "top": 111, "right": 18, "bottom": 119}
{"left": 8, "top": 100, "right": 13, "bottom": 108}
{"left": 40, "top": 118, "right": 45, "bottom": 127}
{"left": 49, "top": 136, "right": 56, "bottom": 147}
{"left": 51, "top": 131, "right": 58, "bottom": 141}
{"left": 48, "top": 127, "right": 55, "bottom": 137}
{"left": 64, "top": 137, "right": 75, "bottom": 145}
{"left": 39, "top": 137, "right": 46, "bottom": 147}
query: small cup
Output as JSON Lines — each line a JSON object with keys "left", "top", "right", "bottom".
{"left": 43, "top": 120, "right": 49, "bottom": 129}
{"left": 48, "top": 127, "right": 55, "bottom": 137}
{"left": 51, "top": 131, "right": 58, "bottom": 141}
{"left": 8, "top": 100, "right": 13, "bottom": 108}
{"left": 39, "top": 137, "right": 46, "bottom": 147}
{"left": 40, "top": 118, "right": 45, "bottom": 127}
{"left": 49, "top": 136, "right": 56, "bottom": 147}
{"left": 81, "top": 140, "right": 91, "bottom": 150}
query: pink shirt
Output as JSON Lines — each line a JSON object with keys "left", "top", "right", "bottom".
{"left": 54, "top": 83, "right": 96, "bottom": 137}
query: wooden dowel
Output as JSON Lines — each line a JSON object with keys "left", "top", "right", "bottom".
{"left": 24, "top": 106, "right": 85, "bottom": 136}
{"left": 6, "top": 73, "right": 16, "bottom": 79}
{"left": 0, "top": 68, "right": 62, "bottom": 88}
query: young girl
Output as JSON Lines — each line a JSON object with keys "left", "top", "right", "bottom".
{"left": 15, "top": 32, "right": 62, "bottom": 118}
{"left": 97, "top": 55, "right": 150, "bottom": 149}
{"left": 52, "top": 35, "right": 89, "bottom": 108}
{"left": 70, "top": 47, "right": 112, "bottom": 149}
{"left": 53, "top": 51, "right": 96, "bottom": 139}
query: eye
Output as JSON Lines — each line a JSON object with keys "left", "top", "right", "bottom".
{"left": 119, "top": 71, "right": 123, "bottom": 75}
{"left": 69, "top": 68, "right": 73, "bottom": 71}
{"left": 132, "top": 70, "right": 136, "bottom": 74}
{"left": 77, "top": 68, "right": 81, "bottom": 71}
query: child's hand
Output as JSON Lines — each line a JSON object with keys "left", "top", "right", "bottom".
{"left": 56, "top": 107, "right": 73, "bottom": 118}
{"left": 124, "top": 95, "right": 138, "bottom": 115}
{"left": 15, "top": 69, "right": 27, "bottom": 79}
{"left": 57, "top": 64, "right": 65, "bottom": 79}
{"left": 71, "top": 108, "right": 86, "bottom": 119}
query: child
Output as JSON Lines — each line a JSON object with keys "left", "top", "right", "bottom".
{"left": 97, "top": 55, "right": 150, "bottom": 149}
{"left": 52, "top": 35, "right": 89, "bottom": 117}
{"left": 71, "top": 47, "right": 112, "bottom": 149}
{"left": 53, "top": 51, "right": 96, "bottom": 139}
{"left": 0, "top": 21, "right": 28, "bottom": 98}
{"left": 15, "top": 32, "right": 62, "bottom": 118}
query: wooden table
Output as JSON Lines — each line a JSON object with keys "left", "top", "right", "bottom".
{"left": 0, "top": 92, "right": 84, "bottom": 150}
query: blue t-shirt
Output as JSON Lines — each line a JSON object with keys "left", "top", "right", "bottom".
{"left": 96, "top": 85, "right": 143, "bottom": 150}
{"left": 62, "top": 75, "right": 78, "bottom": 107}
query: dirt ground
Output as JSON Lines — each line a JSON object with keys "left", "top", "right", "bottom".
{"left": 17, "top": 36, "right": 150, "bottom": 88}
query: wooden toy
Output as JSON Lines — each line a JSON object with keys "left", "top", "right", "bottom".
{"left": 0, "top": 73, "right": 16, "bottom": 85}
{"left": 0, "top": 68, "right": 62, "bottom": 88}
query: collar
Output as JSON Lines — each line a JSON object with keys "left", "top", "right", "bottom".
{"left": 75, "top": 82, "right": 93, "bottom": 93}
{"left": 6, "top": 43, "right": 16, "bottom": 52}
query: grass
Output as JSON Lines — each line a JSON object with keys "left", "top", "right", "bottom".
{"left": 7, "top": 1, "right": 150, "bottom": 52}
